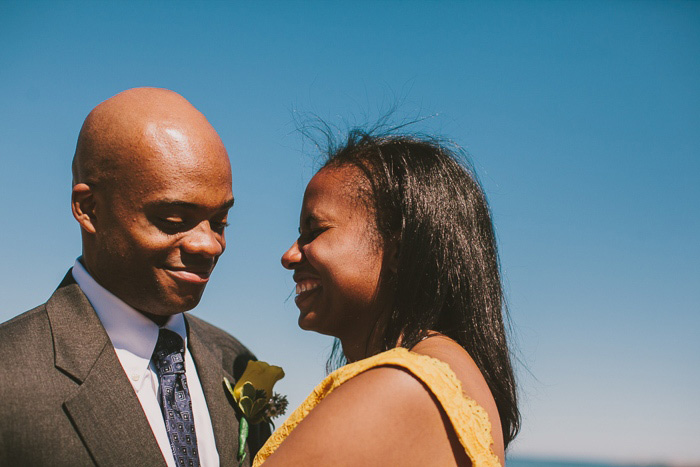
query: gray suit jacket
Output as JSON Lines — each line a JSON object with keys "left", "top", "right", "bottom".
{"left": 0, "top": 271, "right": 269, "bottom": 466}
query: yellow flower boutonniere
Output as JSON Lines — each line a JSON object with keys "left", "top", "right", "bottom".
{"left": 224, "top": 361, "right": 287, "bottom": 465}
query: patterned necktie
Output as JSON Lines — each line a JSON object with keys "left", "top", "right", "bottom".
{"left": 152, "top": 328, "right": 201, "bottom": 467}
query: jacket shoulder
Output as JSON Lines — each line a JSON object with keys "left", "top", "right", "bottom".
{"left": 0, "top": 269, "right": 79, "bottom": 347}
{"left": 1, "top": 302, "right": 48, "bottom": 326}
{"left": 0, "top": 302, "right": 57, "bottom": 405}
{"left": 0, "top": 304, "right": 51, "bottom": 354}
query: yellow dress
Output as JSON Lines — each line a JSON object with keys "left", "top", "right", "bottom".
{"left": 253, "top": 347, "right": 501, "bottom": 466}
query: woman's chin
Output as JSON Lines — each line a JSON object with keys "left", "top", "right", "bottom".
{"left": 297, "top": 311, "right": 335, "bottom": 337}
{"left": 297, "top": 311, "right": 319, "bottom": 331}
{"left": 296, "top": 291, "right": 322, "bottom": 330}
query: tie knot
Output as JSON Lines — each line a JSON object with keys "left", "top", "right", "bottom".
{"left": 152, "top": 328, "right": 186, "bottom": 376}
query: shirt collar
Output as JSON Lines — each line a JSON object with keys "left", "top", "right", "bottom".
{"left": 71, "top": 259, "right": 187, "bottom": 364}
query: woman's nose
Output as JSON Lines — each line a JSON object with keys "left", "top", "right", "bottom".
{"left": 281, "top": 240, "right": 302, "bottom": 269}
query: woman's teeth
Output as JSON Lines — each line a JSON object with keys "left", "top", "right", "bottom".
{"left": 296, "top": 280, "right": 321, "bottom": 294}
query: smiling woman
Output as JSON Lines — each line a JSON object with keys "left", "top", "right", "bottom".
{"left": 259, "top": 129, "right": 519, "bottom": 466}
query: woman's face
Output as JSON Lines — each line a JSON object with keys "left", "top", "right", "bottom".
{"left": 281, "top": 166, "right": 391, "bottom": 347}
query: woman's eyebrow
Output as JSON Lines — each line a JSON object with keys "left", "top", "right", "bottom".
{"left": 300, "top": 213, "right": 322, "bottom": 231}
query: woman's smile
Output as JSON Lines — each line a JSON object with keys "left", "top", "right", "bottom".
{"left": 294, "top": 278, "right": 322, "bottom": 308}
{"left": 295, "top": 278, "right": 321, "bottom": 295}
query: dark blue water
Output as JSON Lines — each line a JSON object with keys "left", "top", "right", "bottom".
{"left": 507, "top": 458, "right": 671, "bottom": 467}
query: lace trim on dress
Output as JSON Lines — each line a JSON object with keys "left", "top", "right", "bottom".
{"left": 253, "top": 347, "right": 501, "bottom": 467}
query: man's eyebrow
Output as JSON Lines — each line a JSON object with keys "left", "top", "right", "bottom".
{"left": 146, "top": 198, "right": 235, "bottom": 211}
{"left": 219, "top": 198, "right": 235, "bottom": 210}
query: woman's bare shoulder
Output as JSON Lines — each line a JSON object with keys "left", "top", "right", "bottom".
{"left": 411, "top": 334, "right": 504, "bottom": 460}
{"left": 261, "top": 361, "right": 467, "bottom": 466}
{"left": 410, "top": 334, "right": 487, "bottom": 396}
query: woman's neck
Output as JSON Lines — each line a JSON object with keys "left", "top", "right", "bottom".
{"left": 340, "top": 322, "right": 388, "bottom": 363}
{"left": 340, "top": 338, "right": 382, "bottom": 363}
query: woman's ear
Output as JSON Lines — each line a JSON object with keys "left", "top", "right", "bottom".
{"left": 384, "top": 234, "right": 399, "bottom": 274}
{"left": 71, "top": 183, "right": 98, "bottom": 234}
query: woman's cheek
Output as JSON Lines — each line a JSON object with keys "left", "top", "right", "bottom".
{"left": 306, "top": 240, "right": 333, "bottom": 264}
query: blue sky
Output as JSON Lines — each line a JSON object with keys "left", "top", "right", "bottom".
{"left": 1, "top": 1, "right": 698, "bottom": 464}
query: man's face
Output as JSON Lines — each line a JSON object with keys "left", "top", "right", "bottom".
{"left": 88, "top": 130, "right": 233, "bottom": 320}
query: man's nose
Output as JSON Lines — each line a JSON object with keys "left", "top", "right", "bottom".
{"left": 182, "top": 222, "right": 224, "bottom": 257}
{"left": 281, "top": 241, "right": 302, "bottom": 269}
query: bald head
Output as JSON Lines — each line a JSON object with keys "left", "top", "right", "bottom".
{"left": 71, "top": 88, "right": 234, "bottom": 321}
{"left": 73, "top": 87, "right": 229, "bottom": 190}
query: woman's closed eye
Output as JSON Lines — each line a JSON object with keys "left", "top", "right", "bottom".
{"left": 299, "top": 227, "right": 327, "bottom": 244}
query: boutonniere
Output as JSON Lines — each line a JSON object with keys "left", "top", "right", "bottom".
{"left": 224, "top": 361, "right": 287, "bottom": 465}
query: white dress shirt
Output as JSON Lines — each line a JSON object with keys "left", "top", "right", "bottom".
{"left": 72, "top": 260, "right": 220, "bottom": 467}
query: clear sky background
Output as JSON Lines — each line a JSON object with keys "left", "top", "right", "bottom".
{"left": 1, "top": 1, "right": 698, "bottom": 465}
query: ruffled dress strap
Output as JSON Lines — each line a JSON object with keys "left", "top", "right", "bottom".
{"left": 253, "top": 347, "right": 501, "bottom": 466}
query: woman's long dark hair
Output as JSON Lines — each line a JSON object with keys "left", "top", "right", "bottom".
{"left": 320, "top": 130, "right": 520, "bottom": 447}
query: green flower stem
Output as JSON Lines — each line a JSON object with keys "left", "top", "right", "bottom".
{"left": 238, "top": 416, "right": 249, "bottom": 466}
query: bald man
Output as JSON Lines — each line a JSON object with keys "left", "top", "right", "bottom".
{"left": 0, "top": 88, "right": 269, "bottom": 466}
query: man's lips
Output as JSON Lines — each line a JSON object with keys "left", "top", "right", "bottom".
{"left": 165, "top": 267, "right": 213, "bottom": 284}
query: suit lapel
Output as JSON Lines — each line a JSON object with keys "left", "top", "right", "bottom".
{"left": 187, "top": 318, "right": 242, "bottom": 467}
{"left": 63, "top": 341, "right": 166, "bottom": 466}
{"left": 47, "top": 271, "right": 166, "bottom": 467}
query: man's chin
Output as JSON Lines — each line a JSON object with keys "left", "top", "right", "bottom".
{"left": 163, "top": 280, "right": 208, "bottom": 310}
{"left": 164, "top": 294, "right": 204, "bottom": 314}
{"left": 134, "top": 293, "right": 204, "bottom": 323}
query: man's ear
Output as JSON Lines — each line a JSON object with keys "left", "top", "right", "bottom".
{"left": 72, "top": 183, "right": 98, "bottom": 234}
